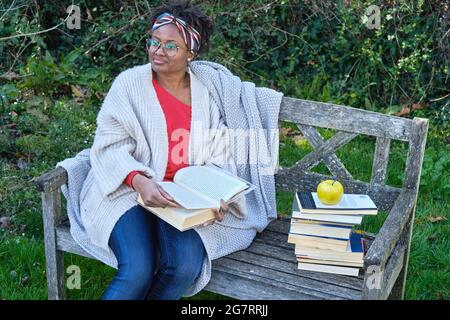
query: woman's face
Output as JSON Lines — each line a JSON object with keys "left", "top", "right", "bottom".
{"left": 148, "top": 23, "right": 194, "bottom": 74}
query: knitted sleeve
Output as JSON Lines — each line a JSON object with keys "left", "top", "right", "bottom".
{"left": 90, "top": 73, "right": 156, "bottom": 198}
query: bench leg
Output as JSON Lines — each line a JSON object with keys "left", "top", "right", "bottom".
{"left": 42, "top": 189, "right": 66, "bottom": 300}
{"left": 388, "top": 208, "right": 414, "bottom": 300}
{"left": 45, "top": 248, "right": 66, "bottom": 300}
{"left": 388, "top": 263, "right": 407, "bottom": 300}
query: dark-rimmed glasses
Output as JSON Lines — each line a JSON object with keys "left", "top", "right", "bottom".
{"left": 146, "top": 38, "right": 181, "bottom": 57}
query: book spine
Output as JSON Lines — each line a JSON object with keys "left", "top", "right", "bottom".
{"left": 297, "top": 192, "right": 316, "bottom": 209}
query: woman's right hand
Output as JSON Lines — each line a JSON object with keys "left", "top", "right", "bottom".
{"left": 132, "top": 174, "right": 179, "bottom": 208}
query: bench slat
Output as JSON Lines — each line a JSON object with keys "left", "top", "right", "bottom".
{"left": 55, "top": 223, "right": 94, "bottom": 259}
{"left": 293, "top": 131, "right": 358, "bottom": 172}
{"left": 371, "top": 137, "right": 391, "bottom": 185}
{"left": 206, "top": 268, "right": 314, "bottom": 300}
{"left": 226, "top": 245, "right": 364, "bottom": 291}
{"left": 297, "top": 124, "right": 353, "bottom": 180}
{"left": 280, "top": 97, "right": 413, "bottom": 141}
{"left": 210, "top": 258, "right": 359, "bottom": 300}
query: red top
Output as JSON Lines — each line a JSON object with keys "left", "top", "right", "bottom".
{"left": 123, "top": 73, "right": 192, "bottom": 188}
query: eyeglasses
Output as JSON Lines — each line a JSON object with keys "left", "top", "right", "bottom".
{"left": 146, "top": 38, "right": 181, "bottom": 57}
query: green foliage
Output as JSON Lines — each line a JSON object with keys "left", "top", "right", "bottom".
{"left": 0, "top": 132, "right": 10, "bottom": 153}
{"left": 420, "top": 147, "right": 450, "bottom": 199}
{"left": 1, "top": 0, "right": 448, "bottom": 125}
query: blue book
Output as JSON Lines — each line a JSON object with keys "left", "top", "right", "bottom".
{"left": 349, "top": 232, "right": 364, "bottom": 254}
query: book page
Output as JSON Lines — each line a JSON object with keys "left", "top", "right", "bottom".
{"left": 311, "top": 192, "right": 377, "bottom": 209}
{"left": 174, "top": 165, "right": 249, "bottom": 203}
{"left": 137, "top": 194, "right": 206, "bottom": 216}
{"left": 156, "top": 181, "right": 217, "bottom": 210}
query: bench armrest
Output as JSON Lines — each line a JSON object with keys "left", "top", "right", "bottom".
{"left": 364, "top": 188, "right": 417, "bottom": 267}
{"left": 34, "top": 166, "right": 68, "bottom": 193}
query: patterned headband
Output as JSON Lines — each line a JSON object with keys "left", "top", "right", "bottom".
{"left": 151, "top": 12, "right": 202, "bottom": 53}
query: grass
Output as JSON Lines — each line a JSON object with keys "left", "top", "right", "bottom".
{"left": 0, "top": 116, "right": 448, "bottom": 300}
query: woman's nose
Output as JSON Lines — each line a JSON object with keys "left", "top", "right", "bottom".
{"left": 154, "top": 46, "right": 165, "bottom": 56}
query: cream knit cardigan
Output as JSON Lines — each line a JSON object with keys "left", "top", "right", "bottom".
{"left": 59, "top": 62, "right": 282, "bottom": 297}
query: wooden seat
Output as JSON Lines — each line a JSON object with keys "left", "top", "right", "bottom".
{"left": 54, "top": 215, "right": 373, "bottom": 300}
{"left": 35, "top": 97, "right": 429, "bottom": 300}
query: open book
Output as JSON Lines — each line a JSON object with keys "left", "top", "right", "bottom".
{"left": 136, "top": 164, "right": 255, "bottom": 231}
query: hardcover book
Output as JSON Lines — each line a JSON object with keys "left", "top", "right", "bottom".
{"left": 137, "top": 164, "right": 255, "bottom": 231}
{"left": 296, "top": 191, "right": 378, "bottom": 215}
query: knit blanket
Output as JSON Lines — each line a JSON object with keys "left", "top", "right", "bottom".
{"left": 189, "top": 60, "right": 283, "bottom": 223}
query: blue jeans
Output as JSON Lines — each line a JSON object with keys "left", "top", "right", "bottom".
{"left": 101, "top": 205, "right": 206, "bottom": 300}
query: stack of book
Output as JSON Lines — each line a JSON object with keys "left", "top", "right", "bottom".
{"left": 288, "top": 191, "right": 378, "bottom": 277}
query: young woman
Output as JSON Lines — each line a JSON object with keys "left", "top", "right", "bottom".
{"left": 79, "top": 0, "right": 260, "bottom": 300}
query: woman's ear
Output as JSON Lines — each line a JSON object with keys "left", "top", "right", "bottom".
{"left": 189, "top": 50, "right": 197, "bottom": 61}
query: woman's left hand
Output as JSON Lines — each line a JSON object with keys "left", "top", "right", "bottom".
{"left": 202, "top": 199, "right": 229, "bottom": 227}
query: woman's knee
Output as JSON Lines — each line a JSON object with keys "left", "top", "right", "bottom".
{"left": 159, "top": 257, "right": 204, "bottom": 287}
{"left": 160, "top": 242, "right": 205, "bottom": 284}
{"left": 116, "top": 261, "right": 155, "bottom": 288}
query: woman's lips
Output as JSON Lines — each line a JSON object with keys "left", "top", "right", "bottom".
{"left": 153, "top": 59, "right": 166, "bottom": 65}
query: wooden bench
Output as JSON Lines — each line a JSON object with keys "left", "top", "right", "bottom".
{"left": 34, "top": 97, "right": 428, "bottom": 300}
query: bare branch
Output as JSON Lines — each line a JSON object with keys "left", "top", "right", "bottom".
{"left": 0, "top": 0, "right": 17, "bottom": 22}
{"left": 0, "top": 0, "right": 74, "bottom": 42}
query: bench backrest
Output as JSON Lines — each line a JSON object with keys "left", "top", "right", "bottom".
{"left": 274, "top": 97, "right": 429, "bottom": 212}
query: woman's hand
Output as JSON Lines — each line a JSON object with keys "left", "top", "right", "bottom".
{"left": 132, "top": 174, "right": 179, "bottom": 208}
{"left": 202, "top": 199, "right": 229, "bottom": 227}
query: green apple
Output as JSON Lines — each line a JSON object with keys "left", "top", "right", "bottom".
{"left": 317, "top": 180, "right": 344, "bottom": 205}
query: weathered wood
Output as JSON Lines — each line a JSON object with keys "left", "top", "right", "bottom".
{"left": 361, "top": 233, "right": 406, "bottom": 299}
{"left": 387, "top": 218, "right": 413, "bottom": 300}
{"left": 364, "top": 188, "right": 416, "bottom": 267}
{"left": 34, "top": 166, "right": 67, "bottom": 193}
{"left": 403, "top": 118, "right": 429, "bottom": 190}
{"left": 293, "top": 131, "right": 358, "bottom": 172}
{"left": 392, "top": 117, "right": 429, "bottom": 300}
{"left": 56, "top": 223, "right": 95, "bottom": 259}
{"left": 280, "top": 97, "right": 414, "bottom": 141}
{"left": 362, "top": 266, "right": 383, "bottom": 299}
{"left": 205, "top": 268, "right": 312, "bottom": 300}
{"left": 297, "top": 124, "right": 353, "bottom": 180}
{"left": 275, "top": 169, "right": 401, "bottom": 212}
{"left": 371, "top": 137, "right": 391, "bottom": 185}
{"left": 41, "top": 189, "right": 66, "bottom": 300}
{"left": 211, "top": 257, "right": 359, "bottom": 300}
{"left": 385, "top": 232, "right": 407, "bottom": 300}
